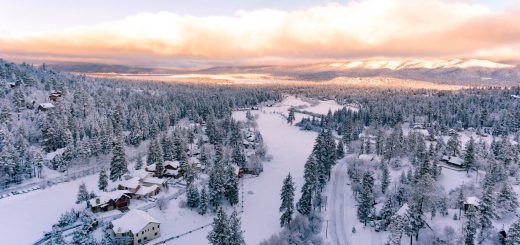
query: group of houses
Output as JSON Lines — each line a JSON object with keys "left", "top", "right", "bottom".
{"left": 87, "top": 170, "right": 170, "bottom": 213}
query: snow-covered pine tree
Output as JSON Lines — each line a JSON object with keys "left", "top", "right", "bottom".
{"left": 232, "top": 144, "right": 246, "bottom": 169}
{"left": 287, "top": 110, "right": 295, "bottom": 125}
{"left": 186, "top": 184, "right": 200, "bottom": 209}
{"left": 446, "top": 133, "right": 461, "bottom": 156}
{"left": 506, "top": 219, "right": 520, "bottom": 245}
{"left": 381, "top": 163, "right": 390, "bottom": 194}
{"left": 497, "top": 182, "right": 519, "bottom": 217}
{"left": 479, "top": 185, "right": 497, "bottom": 240}
{"left": 457, "top": 186, "right": 465, "bottom": 217}
{"left": 280, "top": 173, "right": 295, "bottom": 227}
{"left": 297, "top": 183, "right": 313, "bottom": 216}
{"left": 199, "top": 186, "right": 208, "bottom": 215}
{"left": 463, "top": 137, "right": 476, "bottom": 173}
{"left": 109, "top": 134, "right": 127, "bottom": 181}
{"left": 76, "top": 182, "right": 89, "bottom": 204}
{"left": 464, "top": 205, "right": 478, "bottom": 245}
{"left": 228, "top": 210, "right": 245, "bottom": 245}
{"left": 357, "top": 171, "right": 375, "bottom": 226}
{"left": 134, "top": 153, "right": 143, "bottom": 170}
{"left": 378, "top": 196, "right": 395, "bottom": 231}
{"left": 98, "top": 169, "right": 108, "bottom": 191}
{"left": 225, "top": 165, "right": 240, "bottom": 206}
{"left": 51, "top": 227, "right": 65, "bottom": 245}
{"left": 336, "top": 140, "right": 345, "bottom": 159}
{"left": 207, "top": 207, "right": 229, "bottom": 245}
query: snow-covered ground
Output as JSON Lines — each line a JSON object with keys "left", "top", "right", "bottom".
{"left": 167, "top": 95, "right": 323, "bottom": 244}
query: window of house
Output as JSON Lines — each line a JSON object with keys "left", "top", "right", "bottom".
{"left": 138, "top": 239, "right": 141, "bottom": 243}
{"left": 155, "top": 232, "right": 157, "bottom": 236}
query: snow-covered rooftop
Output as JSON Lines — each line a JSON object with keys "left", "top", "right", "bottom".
{"left": 396, "top": 203, "right": 409, "bottom": 217}
{"left": 117, "top": 177, "right": 140, "bottom": 190}
{"left": 88, "top": 190, "right": 131, "bottom": 207}
{"left": 465, "top": 196, "right": 480, "bottom": 206}
{"left": 44, "top": 148, "right": 65, "bottom": 161}
{"left": 111, "top": 209, "right": 160, "bottom": 234}
{"left": 141, "top": 177, "right": 169, "bottom": 186}
{"left": 135, "top": 185, "right": 159, "bottom": 196}
{"left": 164, "top": 160, "right": 180, "bottom": 169}
{"left": 38, "top": 103, "right": 54, "bottom": 109}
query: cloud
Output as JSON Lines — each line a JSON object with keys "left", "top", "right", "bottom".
{"left": 1, "top": 0, "right": 520, "bottom": 66}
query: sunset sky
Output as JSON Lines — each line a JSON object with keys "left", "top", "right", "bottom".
{"left": 1, "top": 0, "right": 519, "bottom": 68}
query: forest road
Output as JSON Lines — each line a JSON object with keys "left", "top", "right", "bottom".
{"left": 328, "top": 160, "right": 351, "bottom": 245}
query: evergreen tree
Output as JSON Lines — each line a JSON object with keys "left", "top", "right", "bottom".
{"left": 207, "top": 208, "right": 229, "bottom": 245}
{"left": 457, "top": 186, "right": 465, "bottom": 217}
{"left": 109, "top": 134, "right": 127, "bottom": 181}
{"left": 357, "top": 171, "right": 375, "bottom": 226}
{"left": 447, "top": 133, "right": 461, "bottom": 156}
{"left": 186, "top": 184, "right": 200, "bottom": 209}
{"left": 280, "top": 173, "right": 295, "bottom": 227}
{"left": 98, "top": 169, "right": 108, "bottom": 191}
{"left": 336, "top": 140, "right": 345, "bottom": 159}
{"left": 287, "top": 110, "right": 295, "bottom": 125}
{"left": 208, "top": 161, "right": 225, "bottom": 210}
{"left": 405, "top": 197, "right": 424, "bottom": 242}
{"left": 225, "top": 166, "right": 239, "bottom": 206}
{"left": 497, "top": 182, "right": 519, "bottom": 217}
{"left": 463, "top": 137, "right": 476, "bottom": 173}
{"left": 506, "top": 219, "right": 520, "bottom": 245}
{"left": 464, "top": 205, "right": 478, "bottom": 245}
{"left": 51, "top": 227, "right": 65, "bottom": 245}
{"left": 232, "top": 145, "right": 246, "bottom": 168}
{"left": 381, "top": 163, "right": 390, "bottom": 194}
{"left": 134, "top": 153, "right": 143, "bottom": 170}
{"left": 479, "top": 186, "right": 497, "bottom": 239}
{"left": 297, "top": 183, "right": 313, "bottom": 216}
{"left": 199, "top": 187, "right": 208, "bottom": 215}
{"left": 76, "top": 182, "right": 89, "bottom": 204}
{"left": 228, "top": 210, "right": 245, "bottom": 245}
{"left": 378, "top": 196, "right": 395, "bottom": 231}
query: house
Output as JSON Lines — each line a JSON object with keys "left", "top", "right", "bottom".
{"left": 134, "top": 185, "right": 160, "bottom": 199}
{"left": 117, "top": 178, "right": 141, "bottom": 193}
{"left": 441, "top": 156, "right": 464, "bottom": 170}
{"left": 87, "top": 190, "right": 131, "bottom": 213}
{"left": 140, "top": 177, "right": 169, "bottom": 188}
{"left": 164, "top": 161, "right": 180, "bottom": 170}
{"left": 464, "top": 196, "right": 480, "bottom": 211}
{"left": 49, "top": 91, "right": 62, "bottom": 101}
{"left": 38, "top": 103, "right": 54, "bottom": 111}
{"left": 111, "top": 209, "right": 161, "bottom": 245}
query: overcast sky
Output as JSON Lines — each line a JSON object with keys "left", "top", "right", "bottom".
{"left": 0, "top": 0, "right": 519, "bottom": 67}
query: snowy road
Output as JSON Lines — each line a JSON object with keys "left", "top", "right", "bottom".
{"left": 327, "top": 159, "right": 351, "bottom": 245}
{"left": 326, "top": 156, "right": 385, "bottom": 245}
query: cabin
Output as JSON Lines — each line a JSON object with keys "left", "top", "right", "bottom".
{"left": 117, "top": 177, "right": 141, "bottom": 193}
{"left": 49, "top": 91, "right": 62, "bottom": 101}
{"left": 87, "top": 190, "right": 131, "bottom": 213}
{"left": 38, "top": 103, "right": 55, "bottom": 111}
{"left": 111, "top": 209, "right": 161, "bottom": 245}
{"left": 164, "top": 161, "right": 180, "bottom": 170}
{"left": 464, "top": 196, "right": 480, "bottom": 211}
{"left": 140, "top": 177, "right": 169, "bottom": 188}
{"left": 8, "top": 82, "right": 16, "bottom": 88}
{"left": 440, "top": 156, "right": 464, "bottom": 170}
{"left": 134, "top": 185, "right": 160, "bottom": 200}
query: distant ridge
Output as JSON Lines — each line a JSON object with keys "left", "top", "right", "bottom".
{"left": 49, "top": 58, "right": 520, "bottom": 86}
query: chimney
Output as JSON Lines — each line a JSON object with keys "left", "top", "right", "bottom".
{"left": 96, "top": 198, "right": 100, "bottom": 204}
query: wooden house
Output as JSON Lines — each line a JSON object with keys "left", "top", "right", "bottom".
{"left": 87, "top": 190, "right": 131, "bottom": 213}
{"left": 440, "top": 156, "right": 464, "bottom": 170}
{"left": 49, "top": 91, "right": 62, "bottom": 101}
{"left": 134, "top": 185, "right": 160, "bottom": 200}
